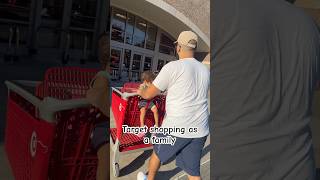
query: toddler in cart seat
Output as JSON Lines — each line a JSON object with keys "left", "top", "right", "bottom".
{"left": 137, "top": 71, "right": 159, "bottom": 137}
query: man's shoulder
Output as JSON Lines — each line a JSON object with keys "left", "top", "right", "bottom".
{"left": 192, "top": 59, "right": 209, "bottom": 71}
{"left": 166, "top": 60, "right": 179, "bottom": 66}
{"left": 162, "top": 60, "right": 179, "bottom": 70}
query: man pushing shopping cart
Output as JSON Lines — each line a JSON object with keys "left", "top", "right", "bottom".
{"left": 137, "top": 31, "right": 210, "bottom": 180}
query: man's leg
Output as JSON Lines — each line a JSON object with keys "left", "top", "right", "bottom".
{"left": 147, "top": 151, "right": 161, "bottom": 180}
{"left": 140, "top": 135, "right": 192, "bottom": 179}
{"left": 176, "top": 136, "right": 207, "bottom": 179}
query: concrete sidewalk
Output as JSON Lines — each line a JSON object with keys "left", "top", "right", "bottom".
{"left": 109, "top": 108, "right": 211, "bottom": 180}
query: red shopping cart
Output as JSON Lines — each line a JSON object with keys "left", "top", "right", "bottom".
{"left": 110, "top": 83, "right": 166, "bottom": 177}
{"left": 4, "top": 67, "right": 105, "bottom": 180}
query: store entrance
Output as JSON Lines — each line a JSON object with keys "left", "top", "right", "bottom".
{"left": 111, "top": 46, "right": 154, "bottom": 82}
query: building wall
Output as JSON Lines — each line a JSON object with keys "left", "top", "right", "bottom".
{"left": 163, "top": 0, "right": 210, "bottom": 38}
{"left": 162, "top": 0, "right": 210, "bottom": 63}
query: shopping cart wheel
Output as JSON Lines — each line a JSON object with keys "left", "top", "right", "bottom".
{"left": 113, "top": 163, "right": 120, "bottom": 177}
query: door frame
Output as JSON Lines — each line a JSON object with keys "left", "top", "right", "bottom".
{"left": 110, "top": 46, "right": 123, "bottom": 80}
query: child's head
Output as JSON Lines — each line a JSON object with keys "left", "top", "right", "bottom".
{"left": 141, "top": 71, "right": 156, "bottom": 83}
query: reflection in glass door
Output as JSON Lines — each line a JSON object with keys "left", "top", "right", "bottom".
{"left": 157, "top": 59, "right": 165, "bottom": 72}
{"left": 111, "top": 48, "right": 122, "bottom": 80}
{"left": 143, "top": 56, "right": 153, "bottom": 71}
{"left": 121, "top": 49, "right": 131, "bottom": 80}
{"left": 130, "top": 53, "right": 142, "bottom": 81}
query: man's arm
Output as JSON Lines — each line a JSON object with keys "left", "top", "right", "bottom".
{"left": 139, "top": 63, "right": 172, "bottom": 99}
{"left": 137, "top": 84, "right": 161, "bottom": 100}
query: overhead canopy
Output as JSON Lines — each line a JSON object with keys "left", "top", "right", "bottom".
{"left": 111, "top": 0, "right": 210, "bottom": 52}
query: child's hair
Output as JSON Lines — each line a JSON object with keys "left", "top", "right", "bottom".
{"left": 141, "top": 71, "right": 156, "bottom": 82}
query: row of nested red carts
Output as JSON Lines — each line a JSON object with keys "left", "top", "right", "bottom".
{"left": 4, "top": 67, "right": 166, "bottom": 179}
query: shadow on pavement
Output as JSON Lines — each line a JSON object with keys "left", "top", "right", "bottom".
{"left": 156, "top": 167, "right": 182, "bottom": 180}
{"left": 120, "top": 150, "right": 153, "bottom": 176}
{"left": 118, "top": 143, "right": 211, "bottom": 179}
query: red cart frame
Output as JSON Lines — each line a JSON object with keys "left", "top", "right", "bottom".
{"left": 4, "top": 67, "right": 103, "bottom": 180}
{"left": 110, "top": 85, "right": 166, "bottom": 177}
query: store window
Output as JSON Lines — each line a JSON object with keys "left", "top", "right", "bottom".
{"left": 125, "top": 13, "right": 135, "bottom": 45}
{"left": 111, "top": 48, "right": 121, "bottom": 69}
{"left": 133, "top": 17, "right": 146, "bottom": 48}
{"left": 159, "top": 33, "right": 175, "bottom": 56}
{"left": 146, "top": 23, "right": 157, "bottom": 50}
{"left": 132, "top": 54, "right": 142, "bottom": 71}
{"left": 157, "top": 59, "right": 165, "bottom": 71}
{"left": 111, "top": 8, "right": 126, "bottom": 43}
{"left": 70, "top": 31, "right": 93, "bottom": 50}
{"left": 123, "top": 49, "right": 131, "bottom": 70}
{"left": 0, "top": 0, "right": 31, "bottom": 21}
{"left": 70, "top": 0, "right": 97, "bottom": 29}
{"left": 143, "top": 56, "right": 153, "bottom": 71}
{"left": 41, "top": 0, "right": 63, "bottom": 23}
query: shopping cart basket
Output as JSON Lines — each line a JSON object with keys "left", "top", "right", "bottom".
{"left": 110, "top": 83, "right": 166, "bottom": 177}
{"left": 4, "top": 67, "right": 105, "bottom": 180}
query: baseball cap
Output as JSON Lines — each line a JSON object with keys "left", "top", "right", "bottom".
{"left": 174, "top": 31, "right": 198, "bottom": 49}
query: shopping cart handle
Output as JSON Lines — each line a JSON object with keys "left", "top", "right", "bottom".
{"left": 5, "top": 80, "right": 42, "bottom": 108}
{"left": 112, "top": 87, "right": 138, "bottom": 99}
{"left": 41, "top": 97, "right": 90, "bottom": 112}
{"left": 5, "top": 80, "right": 91, "bottom": 122}
{"left": 38, "top": 98, "right": 91, "bottom": 123}
{"left": 13, "top": 80, "right": 41, "bottom": 87}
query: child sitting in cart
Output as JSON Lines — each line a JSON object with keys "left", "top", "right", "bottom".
{"left": 137, "top": 71, "right": 159, "bottom": 137}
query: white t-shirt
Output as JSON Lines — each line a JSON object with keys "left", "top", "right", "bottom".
{"left": 153, "top": 58, "right": 210, "bottom": 138}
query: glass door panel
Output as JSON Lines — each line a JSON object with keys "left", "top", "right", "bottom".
{"left": 131, "top": 53, "right": 142, "bottom": 81}
{"left": 157, "top": 59, "right": 165, "bottom": 71}
{"left": 120, "top": 49, "right": 131, "bottom": 81}
{"left": 143, "top": 56, "right": 152, "bottom": 71}
{"left": 111, "top": 47, "right": 122, "bottom": 80}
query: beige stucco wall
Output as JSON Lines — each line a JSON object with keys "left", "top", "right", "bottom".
{"left": 111, "top": 0, "right": 210, "bottom": 52}
{"left": 163, "top": 0, "right": 210, "bottom": 38}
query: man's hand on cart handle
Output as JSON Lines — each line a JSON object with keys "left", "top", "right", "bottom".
{"left": 137, "top": 83, "right": 161, "bottom": 100}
